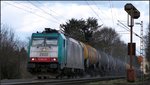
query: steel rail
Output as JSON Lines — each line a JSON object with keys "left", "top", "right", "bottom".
{"left": 1, "top": 76, "right": 125, "bottom": 85}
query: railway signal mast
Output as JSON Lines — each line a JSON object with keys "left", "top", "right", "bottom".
{"left": 124, "top": 3, "right": 140, "bottom": 82}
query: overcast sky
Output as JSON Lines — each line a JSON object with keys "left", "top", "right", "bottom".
{"left": 1, "top": 1, "right": 149, "bottom": 55}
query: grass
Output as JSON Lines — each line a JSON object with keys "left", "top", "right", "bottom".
{"left": 85, "top": 78, "right": 149, "bottom": 85}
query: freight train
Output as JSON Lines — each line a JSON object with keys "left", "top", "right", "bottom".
{"left": 27, "top": 28, "right": 141, "bottom": 79}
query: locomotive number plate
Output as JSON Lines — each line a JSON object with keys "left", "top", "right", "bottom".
{"left": 40, "top": 52, "right": 48, "bottom": 56}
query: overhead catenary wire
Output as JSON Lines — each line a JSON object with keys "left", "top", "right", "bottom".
{"left": 11, "top": 1, "right": 55, "bottom": 27}
{"left": 36, "top": 1, "right": 66, "bottom": 20}
{"left": 4, "top": 2, "right": 60, "bottom": 24}
{"left": 118, "top": 20, "right": 141, "bottom": 38}
{"left": 91, "top": 0, "right": 111, "bottom": 19}
{"left": 109, "top": 0, "right": 115, "bottom": 28}
{"left": 37, "top": 1, "right": 58, "bottom": 14}
{"left": 113, "top": 2, "right": 120, "bottom": 24}
{"left": 117, "top": 23, "right": 130, "bottom": 32}
{"left": 85, "top": 0, "right": 105, "bottom": 25}
{"left": 13, "top": 1, "right": 36, "bottom": 11}
{"left": 27, "top": 1, "right": 61, "bottom": 23}
{"left": 117, "top": 23, "right": 144, "bottom": 55}
{"left": 91, "top": 1, "right": 107, "bottom": 20}
{"left": 13, "top": 1, "right": 58, "bottom": 19}
{"left": 117, "top": 20, "right": 146, "bottom": 43}
{"left": 109, "top": 1, "right": 120, "bottom": 26}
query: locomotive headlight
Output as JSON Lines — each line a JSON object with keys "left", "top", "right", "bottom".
{"left": 31, "top": 58, "right": 35, "bottom": 61}
{"left": 51, "top": 58, "right": 57, "bottom": 62}
{"left": 53, "top": 58, "right": 56, "bottom": 61}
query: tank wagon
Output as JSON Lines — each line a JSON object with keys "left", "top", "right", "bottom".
{"left": 27, "top": 28, "right": 141, "bottom": 78}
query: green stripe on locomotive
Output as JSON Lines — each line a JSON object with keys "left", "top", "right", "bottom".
{"left": 58, "top": 33, "right": 66, "bottom": 66}
{"left": 27, "top": 32, "right": 66, "bottom": 65}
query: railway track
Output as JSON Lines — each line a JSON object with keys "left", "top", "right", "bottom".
{"left": 1, "top": 76, "right": 125, "bottom": 85}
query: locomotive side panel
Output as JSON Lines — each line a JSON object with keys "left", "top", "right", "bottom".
{"left": 65, "top": 38, "right": 84, "bottom": 70}
{"left": 58, "top": 33, "right": 66, "bottom": 69}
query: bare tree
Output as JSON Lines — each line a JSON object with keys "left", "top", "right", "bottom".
{"left": 91, "top": 27, "right": 129, "bottom": 61}
{"left": 0, "top": 24, "right": 29, "bottom": 79}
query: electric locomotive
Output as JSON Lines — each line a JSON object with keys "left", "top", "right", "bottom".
{"left": 27, "top": 28, "right": 85, "bottom": 77}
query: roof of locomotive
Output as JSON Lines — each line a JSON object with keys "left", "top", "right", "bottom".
{"left": 31, "top": 28, "right": 60, "bottom": 38}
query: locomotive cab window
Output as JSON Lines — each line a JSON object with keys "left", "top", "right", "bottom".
{"left": 46, "top": 37, "right": 58, "bottom": 46}
{"left": 32, "top": 37, "right": 58, "bottom": 46}
{"left": 32, "top": 37, "right": 44, "bottom": 46}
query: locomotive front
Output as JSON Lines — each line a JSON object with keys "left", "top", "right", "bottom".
{"left": 27, "top": 29, "right": 62, "bottom": 74}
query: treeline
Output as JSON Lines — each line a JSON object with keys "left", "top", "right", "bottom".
{"left": 0, "top": 24, "right": 31, "bottom": 79}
